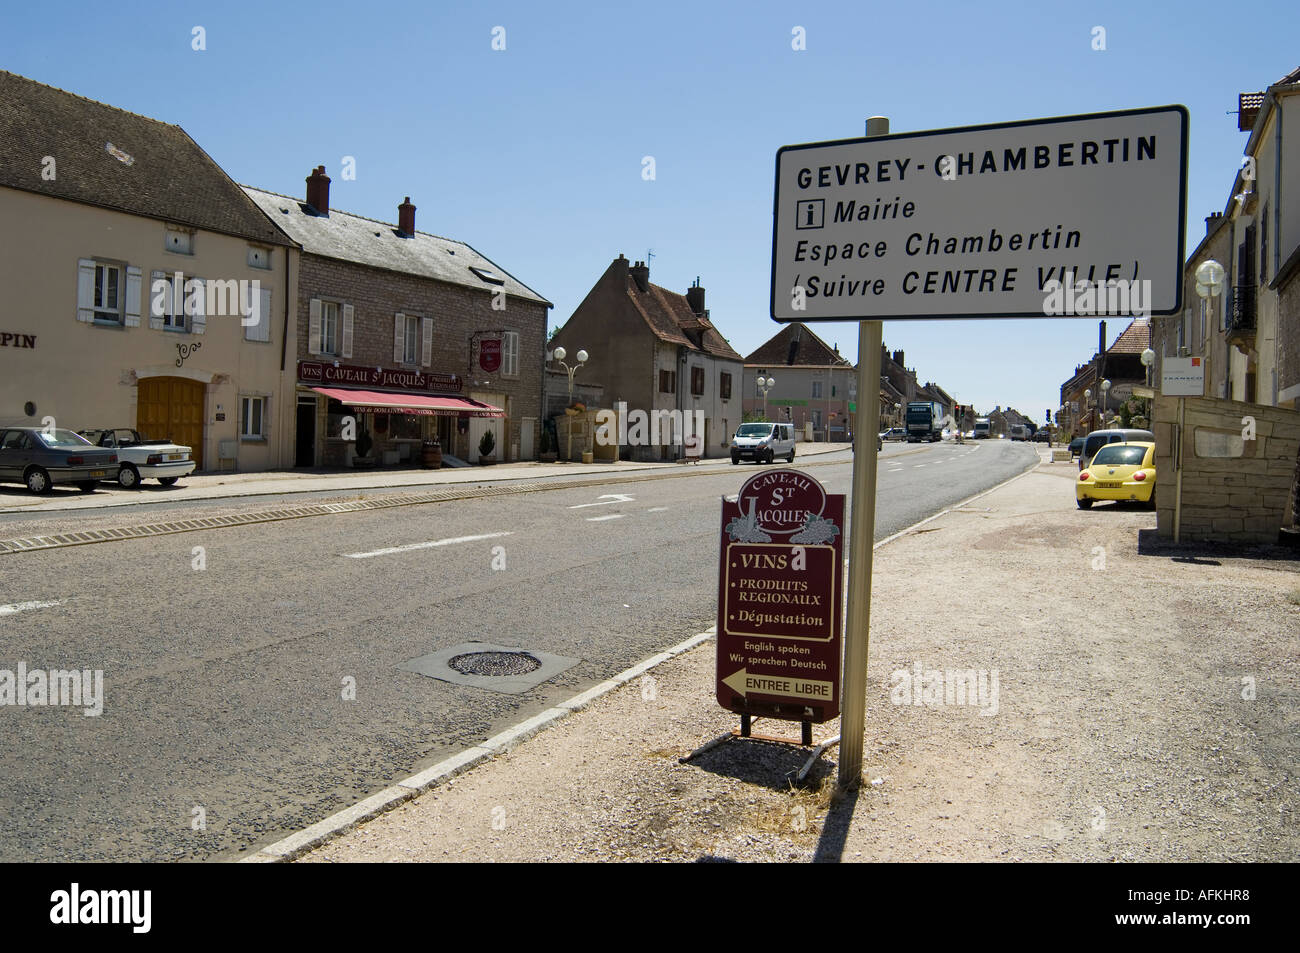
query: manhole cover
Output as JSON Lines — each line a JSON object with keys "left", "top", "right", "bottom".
{"left": 448, "top": 651, "right": 542, "bottom": 677}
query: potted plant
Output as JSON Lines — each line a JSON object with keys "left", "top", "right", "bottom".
{"left": 478, "top": 429, "right": 496, "bottom": 465}
{"left": 353, "top": 423, "right": 373, "bottom": 466}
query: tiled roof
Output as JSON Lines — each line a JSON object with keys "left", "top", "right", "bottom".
{"left": 243, "top": 186, "right": 550, "bottom": 305}
{"left": 1107, "top": 318, "right": 1151, "bottom": 354}
{"left": 743, "top": 322, "right": 851, "bottom": 367}
{"left": 0, "top": 70, "right": 291, "bottom": 246}
{"left": 626, "top": 278, "right": 742, "bottom": 361}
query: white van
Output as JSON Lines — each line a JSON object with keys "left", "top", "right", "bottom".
{"left": 731, "top": 422, "right": 796, "bottom": 465}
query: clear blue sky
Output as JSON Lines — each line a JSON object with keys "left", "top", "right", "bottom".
{"left": 5, "top": 0, "right": 1297, "bottom": 424}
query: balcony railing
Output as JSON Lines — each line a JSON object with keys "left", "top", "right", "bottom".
{"left": 1228, "top": 284, "right": 1256, "bottom": 334}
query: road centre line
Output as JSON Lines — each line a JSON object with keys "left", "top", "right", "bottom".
{"left": 586, "top": 514, "right": 624, "bottom": 522}
{"left": 0, "top": 599, "right": 63, "bottom": 616}
{"left": 344, "top": 532, "right": 511, "bottom": 559}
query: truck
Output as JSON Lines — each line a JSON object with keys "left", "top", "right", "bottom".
{"left": 905, "top": 401, "right": 943, "bottom": 442}
{"left": 1008, "top": 424, "right": 1030, "bottom": 441}
{"left": 78, "top": 428, "right": 196, "bottom": 488}
{"left": 973, "top": 418, "right": 992, "bottom": 439}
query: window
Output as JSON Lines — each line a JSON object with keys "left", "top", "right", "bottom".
{"left": 503, "top": 331, "right": 519, "bottom": 377}
{"left": 720, "top": 372, "right": 732, "bottom": 400}
{"left": 325, "top": 397, "right": 349, "bottom": 438}
{"left": 321, "top": 301, "right": 339, "bottom": 355}
{"left": 240, "top": 396, "right": 267, "bottom": 440}
{"left": 1260, "top": 203, "right": 1269, "bottom": 285}
{"left": 93, "top": 263, "right": 122, "bottom": 323}
{"left": 811, "top": 380, "right": 823, "bottom": 399}
{"left": 403, "top": 314, "right": 418, "bottom": 364}
{"left": 247, "top": 245, "right": 272, "bottom": 270}
{"left": 659, "top": 369, "right": 676, "bottom": 394}
{"left": 691, "top": 366, "right": 705, "bottom": 396}
{"left": 164, "top": 226, "right": 194, "bottom": 255}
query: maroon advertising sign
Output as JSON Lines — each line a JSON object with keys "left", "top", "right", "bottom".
{"left": 479, "top": 338, "right": 502, "bottom": 373}
{"left": 716, "top": 469, "right": 844, "bottom": 723}
{"left": 298, "top": 361, "right": 462, "bottom": 393}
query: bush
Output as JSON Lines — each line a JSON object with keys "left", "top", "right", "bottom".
{"left": 478, "top": 429, "right": 496, "bottom": 457}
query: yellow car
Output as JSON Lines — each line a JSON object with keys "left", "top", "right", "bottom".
{"left": 1076, "top": 441, "right": 1156, "bottom": 509}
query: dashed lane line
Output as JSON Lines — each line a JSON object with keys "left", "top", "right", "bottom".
{"left": 343, "top": 532, "right": 512, "bottom": 559}
{"left": 0, "top": 600, "right": 63, "bottom": 616}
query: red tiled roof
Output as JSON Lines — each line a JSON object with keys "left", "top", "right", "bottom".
{"left": 743, "top": 322, "right": 851, "bottom": 367}
{"left": 626, "top": 278, "right": 742, "bottom": 361}
{"left": 1107, "top": 318, "right": 1151, "bottom": 354}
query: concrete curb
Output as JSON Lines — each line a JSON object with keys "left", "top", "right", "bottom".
{"left": 241, "top": 627, "right": 717, "bottom": 862}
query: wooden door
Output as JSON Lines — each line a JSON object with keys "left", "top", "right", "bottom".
{"left": 137, "top": 377, "right": 205, "bottom": 470}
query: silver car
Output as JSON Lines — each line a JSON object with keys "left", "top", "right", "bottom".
{"left": 0, "top": 427, "right": 120, "bottom": 494}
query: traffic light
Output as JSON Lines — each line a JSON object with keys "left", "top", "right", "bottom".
{"left": 1046, "top": 408, "right": 1052, "bottom": 423}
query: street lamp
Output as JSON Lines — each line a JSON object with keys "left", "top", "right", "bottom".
{"left": 1100, "top": 378, "right": 1111, "bottom": 427}
{"left": 552, "top": 346, "right": 588, "bottom": 462}
{"left": 1084, "top": 387, "right": 1093, "bottom": 432}
{"left": 757, "top": 375, "right": 775, "bottom": 418}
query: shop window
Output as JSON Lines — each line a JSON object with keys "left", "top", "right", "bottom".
{"left": 390, "top": 414, "right": 423, "bottom": 439}
{"left": 325, "top": 398, "right": 349, "bottom": 438}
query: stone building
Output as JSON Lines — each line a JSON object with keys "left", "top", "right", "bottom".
{"left": 244, "top": 170, "right": 550, "bottom": 466}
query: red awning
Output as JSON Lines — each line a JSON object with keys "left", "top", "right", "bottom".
{"left": 309, "top": 387, "right": 504, "bottom": 418}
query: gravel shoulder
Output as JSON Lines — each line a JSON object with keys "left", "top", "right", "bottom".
{"left": 299, "top": 460, "right": 1300, "bottom": 863}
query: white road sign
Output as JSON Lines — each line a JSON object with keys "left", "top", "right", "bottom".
{"left": 1161, "top": 356, "right": 1205, "bottom": 396}
{"left": 770, "top": 106, "right": 1187, "bottom": 321}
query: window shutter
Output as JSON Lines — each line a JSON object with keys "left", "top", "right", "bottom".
{"left": 246, "top": 287, "right": 272, "bottom": 342}
{"left": 190, "top": 277, "right": 206, "bottom": 334}
{"left": 421, "top": 317, "right": 433, "bottom": 366}
{"left": 77, "top": 259, "right": 96, "bottom": 323}
{"left": 124, "top": 266, "right": 142, "bottom": 327}
{"left": 342, "top": 304, "right": 354, "bottom": 358}
{"left": 394, "top": 313, "right": 405, "bottom": 363}
{"left": 505, "top": 332, "right": 518, "bottom": 376}
{"left": 308, "top": 298, "right": 322, "bottom": 354}
{"left": 149, "top": 270, "right": 167, "bottom": 330}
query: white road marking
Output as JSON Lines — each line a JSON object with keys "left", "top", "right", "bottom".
{"left": 0, "top": 599, "right": 63, "bottom": 617}
{"left": 913, "top": 464, "right": 926, "bottom": 468}
{"left": 569, "top": 494, "right": 635, "bottom": 509}
{"left": 344, "top": 532, "right": 511, "bottom": 559}
{"left": 647, "top": 506, "right": 669, "bottom": 512}
{"left": 586, "top": 514, "right": 624, "bottom": 522}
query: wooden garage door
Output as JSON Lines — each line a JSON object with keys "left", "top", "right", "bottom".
{"left": 137, "top": 377, "right": 205, "bottom": 470}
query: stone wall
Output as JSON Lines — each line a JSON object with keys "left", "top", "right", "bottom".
{"left": 1153, "top": 395, "right": 1300, "bottom": 543}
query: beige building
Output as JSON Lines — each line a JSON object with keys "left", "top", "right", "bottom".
{"left": 743, "top": 323, "right": 855, "bottom": 440}
{"left": 0, "top": 71, "right": 298, "bottom": 472}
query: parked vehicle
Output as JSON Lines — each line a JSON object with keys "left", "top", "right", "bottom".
{"left": 1079, "top": 428, "right": 1156, "bottom": 470}
{"left": 1068, "top": 437, "right": 1085, "bottom": 458}
{"left": 731, "top": 422, "right": 795, "bottom": 464}
{"left": 1077, "top": 441, "right": 1156, "bottom": 509}
{"left": 0, "top": 427, "right": 119, "bottom": 494}
{"left": 1008, "top": 424, "right": 1030, "bottom": 441}
{"left": 973, "top": 418, "right": 992, "bottom": 439}
{"left": 1032, "top": 429, "right": 1053, "bottom": 443}
{"left": 905, "top": 401, "right": 943, "bottom": 442}
{"left": 78, "top": 428, "right": 196, "bottom": 488}
{"left": 879, "top": 427, "right": 907, "bottom": 442}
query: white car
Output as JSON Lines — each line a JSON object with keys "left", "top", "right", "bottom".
{"left": 79, "top": 428, "right": 196, "bottom": 488}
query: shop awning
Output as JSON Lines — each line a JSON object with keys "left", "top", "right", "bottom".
{"left": 309, "top": 387, "right": 504, "bottom": 418}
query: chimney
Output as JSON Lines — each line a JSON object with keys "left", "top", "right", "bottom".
{"left": 686, "top": 277, "right": 705, "bottom": 316}
{"left": 892, "top": 350, "right": 904, "bottom": 367}
{"left": 630, "top": 259, "right": 650, "bottom": 293}
{"left": 398, "top": 196, "right": 416, "bottom": 237}
{"left": 305, "top": 165, "right": 330, "bottom": 215}
{"left": 1205, "top": 211, "right": 1222, "bottom": 237}
{"left": 1238, "top": 91, "right": 1264, "bottom": 132}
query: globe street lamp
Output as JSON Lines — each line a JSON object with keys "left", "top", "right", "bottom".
{"left": 1100, "top": 378, "right": 1111, "bottom": 427}
{"left": 1084, "top": 387, "right": 1093, "bottom": 432}
{"left": 757, "top": 375, "right": 775, "bottom": 419}
{"left": 552, "top": 346, "right": 588, "bottom": 462}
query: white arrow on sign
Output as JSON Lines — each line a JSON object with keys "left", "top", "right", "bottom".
{"left": 722, "top": 668, "right": 833, "bottom": 703}
{"left": 569, "top": 494, "right": 634, "bottom": 509}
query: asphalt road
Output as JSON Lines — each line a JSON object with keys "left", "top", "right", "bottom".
{"left": 0, "top": 438, "right": 1037, "bottom": 861}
